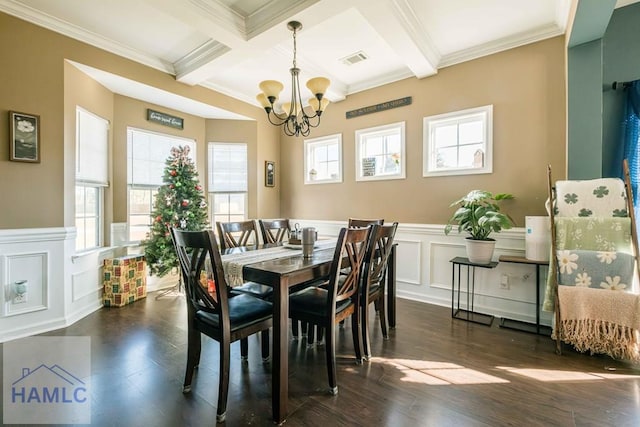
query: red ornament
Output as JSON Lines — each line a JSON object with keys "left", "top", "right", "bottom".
{"left": 181, "top": 200, "right": 189, "bottom": 207}
{"left": 195, "top": 184, "right": 202, "bottom": 191}
{"left": 170, "top": 170, "right": 177, "bottom": 176}
{"left": 155, "top": 215, "right": 162, "bottom": 222}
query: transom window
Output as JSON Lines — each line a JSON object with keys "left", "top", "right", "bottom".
{"left": 356, "top": 122, "right": 405, "bottom": 181}
{"left": 423, "top": 105, "right": 493, "bottom": 177}
{"left": 304, "top": 134, "right": 342, "bottom": 184}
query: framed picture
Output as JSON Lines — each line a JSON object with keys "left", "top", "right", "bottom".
{"left": 265, "top": 160, "right": 275, "bottom": 187}
{"left": 9, "top": 111, "right": 40, "bottom": 163}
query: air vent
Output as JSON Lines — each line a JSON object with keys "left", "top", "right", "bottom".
{"left": 341, "top": 51, "right": 368, "bottom": 66}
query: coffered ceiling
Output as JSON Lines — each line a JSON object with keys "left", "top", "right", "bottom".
{"left": 0, "top": 0, "right": 625, "bottom": 119}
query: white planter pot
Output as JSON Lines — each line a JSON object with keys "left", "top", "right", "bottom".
{"left": 465, "top": 238, "right": 496, "bottom": 264}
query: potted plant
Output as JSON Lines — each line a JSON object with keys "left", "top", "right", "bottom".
{"left": 444, "top": 190, "right": 514, "bottom": 264}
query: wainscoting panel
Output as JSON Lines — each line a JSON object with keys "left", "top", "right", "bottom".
{"left": 395, "top": 239, "right": 421, "bottom": 285}
{"left": 3, "top": 251, "right": 48, "bottom": 316}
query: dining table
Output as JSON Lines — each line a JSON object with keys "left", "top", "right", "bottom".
{"left": 222, "top": 240, "right": 397, "bottom": 424}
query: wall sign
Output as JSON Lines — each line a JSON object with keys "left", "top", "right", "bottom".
{"left": 147, "top": 109, "right": 184, "bottom": 129}
{"left": 346, "top": 96, "right": 412, "bottom": 119}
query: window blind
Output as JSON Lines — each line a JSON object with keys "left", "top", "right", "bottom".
{"left": 76, "top": 107, "right": 109, "bottom": 185}
{"left": 127, "top": 128, "right": 196, "bottom": 186}
{"left": 208, "top": 143, "right": 247, "bottom": 192}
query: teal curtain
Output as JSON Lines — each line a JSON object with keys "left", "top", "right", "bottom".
{"left": 617, "top": 81, "right": 640, "bottom": 212}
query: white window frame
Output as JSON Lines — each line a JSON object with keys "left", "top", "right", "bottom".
{"left": 355, "top": 121, "right": 406, "bottom": 182}
{"left": 75, "top": 184, "right": 103, "bottom": 252}
{"left": 75, "top": 107, "right": 109, "bottom": 252}
{"left": 423, "top": 105, "right": 493, "bottom": 177}
{"left": 208, "top": 142, "right": 248, "bottom": 225}
{"left": 126, "top": 127, "right": 196, "bottom": 242}
{"left": 304, "top": 133, "right": 342, "bottom": 185}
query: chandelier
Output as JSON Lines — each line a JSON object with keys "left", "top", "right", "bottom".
{"left": 256, "top": 21, "right": 330, "bottom": 137}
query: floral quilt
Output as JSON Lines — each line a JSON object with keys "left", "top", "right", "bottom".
{"left": 556, "top": 249, "right": 634, "bottom": 291}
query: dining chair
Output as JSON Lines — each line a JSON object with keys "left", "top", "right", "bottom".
{"left": 288, "top": 226, "right": 370, "bottom": 395}
{"left": 217, "top": 220, "right": 273, "bottom": 301}
{"left": 216, "top": 220, "right": 259, "bottom": 251}
{"left": 170, "top": 228, "right": 272, "bottom": 423}
{"left": 259, "top": 219, "right": 291, "bottom": 244}
{"left": 348, "top": 218, "right": 384, "bottom": 228}
{"left": 360, "top": 222, "right": 398, "bottom": 360}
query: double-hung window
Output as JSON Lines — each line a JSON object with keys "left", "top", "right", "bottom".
{"left": 127, "top": 128, "right": 196, "bottom": 242}
{"left": 423, "top": 105, "right": 493, "bottom": 177}
{"left": 75, "top": 107, "right": 109, "bottom": 251}
{"left": 355, "top": 122, "right": 405, "bottom": 181}
{"left": 208, "top": 143, "right": 247, "bottom": 224}
{"left": 304, "top": 134, "right": 342, "bottom": 184}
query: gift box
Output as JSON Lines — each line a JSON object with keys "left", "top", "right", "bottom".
{"left": 103, "top": 255, "right": 147, "bottom": 307}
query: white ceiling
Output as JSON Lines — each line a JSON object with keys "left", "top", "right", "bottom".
{"left": 0, "top": 0, "right": 594, "bottom": 119}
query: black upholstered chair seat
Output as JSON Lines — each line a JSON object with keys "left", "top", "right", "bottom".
{"left": 197, "top": 293, "right": 272, "bottom": 330}
{"left": 232, "top": 282, "right": 274, "bottom": 299}
{"left": 289, "top": 287, "right": 352, "bottom": 318}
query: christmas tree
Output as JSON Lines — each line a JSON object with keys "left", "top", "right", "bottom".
{"left": 143, "top": 145, "right": 208, "bottom": 276}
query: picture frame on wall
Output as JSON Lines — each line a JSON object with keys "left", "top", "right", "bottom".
{"left": 9, "top": 111, "right": 40, "bottom": 163}
{"left": 265, "top": 160, "right": 275, "bottom": 187}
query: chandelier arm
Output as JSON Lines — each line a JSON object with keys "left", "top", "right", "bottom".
{"left": 266, "top": 111, "right": 288, "bottom": 126}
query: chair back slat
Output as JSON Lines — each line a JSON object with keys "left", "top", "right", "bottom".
{"left": 328, "top": 227, "right": 370, "bottom": 305}
{"left": 259, "top": 219, "right": 291, "bottom": 244}
{"left": 216, "top": 220, "right": 258, "bottom": 251}
{"left": 362, "top": 223, "right": 398, "bottom": 296}
{"left": 171, "top": 228, "right": 229, "bottom": 322}
{"left": 348, "top": 218, "right": 384, "bottom": 228}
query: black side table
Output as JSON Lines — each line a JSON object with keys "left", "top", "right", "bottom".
{"left": 498, "top": 255, "right": 552, "bottom": 336}
{"left": 450, "top": 257, "right": 498, "bottom": 326}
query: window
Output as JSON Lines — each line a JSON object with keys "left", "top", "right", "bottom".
{"left": 209, "top": 143, "right": 247, "bottom": 224}
{"left": 304, "top": 134, "right": 342, "bottom": 184}
{"left": 127, "top": 128, "right": 196, "bottom": 241}
{"left": 75, "top": 107, "right": 109, "bottom": 251}
{"left": 356, "top": 122, "right": 405, "bottom": 181}
{"left": 423, "top": 105, "right": 493, "bottom": 177}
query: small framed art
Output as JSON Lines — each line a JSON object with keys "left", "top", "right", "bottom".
{"left": 265, "top": 160, "right": 275, "bottom": 187}
{"left": 9, "top": 111, "right": 40, "bottom": 163}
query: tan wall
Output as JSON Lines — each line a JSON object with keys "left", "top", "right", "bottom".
{"left": 280, "top": 36, "right": 567, "bottom": 226}
{"left": 1, "top": 14, "right": 66, "bottom": 228}
{"left": 0, "top": 12, "right": 279, "bottom": 231}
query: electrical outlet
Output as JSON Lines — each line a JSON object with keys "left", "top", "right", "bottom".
{"left": 13, "top": 293, "right": 27, "bottom": 304}
{"left": 13, "top": 280, "right": 27, "bottom": 304}
{"left": 500, "top": 274, "right": 510, "bottom": 290}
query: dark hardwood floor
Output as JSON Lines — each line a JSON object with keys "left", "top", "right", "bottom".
{"left": 5, "top": 294, "right": 640, "bottom": 426}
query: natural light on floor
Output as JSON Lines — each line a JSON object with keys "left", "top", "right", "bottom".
{"left": 370, "top": 357, "right": 509, "bottom": 385}
{"left": 368, "top": 358, "right": 640, "bottom": 385}
{"left": 496, "top": 366, "right": 640, "bottom": 382}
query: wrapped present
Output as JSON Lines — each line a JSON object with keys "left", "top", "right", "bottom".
{"left": 103, "top": 255, "right": 147, "bottom": 307}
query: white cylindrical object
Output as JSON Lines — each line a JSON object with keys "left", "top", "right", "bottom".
{"left": 525, "top": 216, "right": 551, "bottom": 262}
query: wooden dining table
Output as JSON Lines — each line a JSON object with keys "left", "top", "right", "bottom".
{"left": 232, "top": 243, "right": 397, "bottom": 424}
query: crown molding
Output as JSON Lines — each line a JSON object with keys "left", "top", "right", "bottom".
{"left": 189, "top": 0, "right": 246, "bottom": 38}
{"left": 391, "top": 0, "right": 440, "bottom": 76}
{"left": 174, "top": 40, "right": 231, "bottom": 82}
{"left": 347, "top": 68, "right": 416, "bottom": 95}
{"left": 245, "top": 0, "right": 319, "bottom": 40}
{"left": 439, "top": 23, "right": 563, "bottom": 69}
{"left": 0, "top": 0, "right": 174, "bottom": 74}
